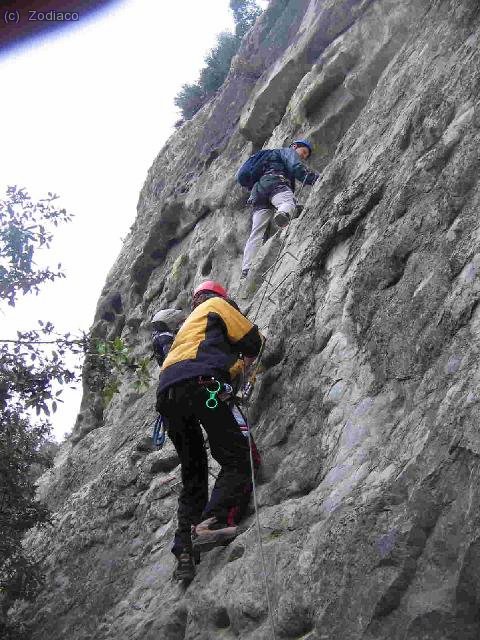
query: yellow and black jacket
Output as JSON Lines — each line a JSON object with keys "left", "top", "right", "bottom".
{"left": 157, "top": 296, "right": 262, "bottom": 394}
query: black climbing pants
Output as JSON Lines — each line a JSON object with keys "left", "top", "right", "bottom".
{"left": 158, "top": 379, "right": 252, "bottom": 557}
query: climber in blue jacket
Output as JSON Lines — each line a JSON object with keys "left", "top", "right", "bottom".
{"left": 240, "top": 139, "right": 319, "bottom": 279}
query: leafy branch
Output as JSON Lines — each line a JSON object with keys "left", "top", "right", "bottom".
{"left": 86, "top": 336, "right": 152, "bottom": 404}
{"left": 0, "top": 184, "right": 154, "bottom": 637}
{"left": 0, "top": 186, "right": 73, "bottom": 306}
{"left": 174, "top": 1, "right": 262, "bottom": 120}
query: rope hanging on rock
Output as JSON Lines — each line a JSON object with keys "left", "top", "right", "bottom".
{"left": 242, "top": 364, "right": 278, "bottom": 640}
{"left": 252, "top": 174, "right": 308, "bottom": 324}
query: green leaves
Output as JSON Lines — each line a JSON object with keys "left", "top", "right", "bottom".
{"left": 199, "top": 32, "right": 238, "bottom": 94}
{"left": 0, "top": 186, "right": 72, "bottom": 306}
{"left": 0, "top": 183, "right": 154, "bottom": 635}
{"left": 0, "top": 185, "right": 76, "bottom": 634}
{"left": 0, "top": 412, "right": 52, "bottom": 638}
{"left": 230, "top": 0, "right": 262, "bottom": 39}
{"left": 133, "top": 357, "right": 153, "bottom": 394}
{"left": 89, "top": 337, "right": 152, "bottom": 404}
{"left": 174, "top": 1, "right": 263, "bottom": 120}
{"left": 174, "top": 83, "right": 206, "bottom": 120}
{"left": 102, "top": 379, "right": 120, "bottom": 404}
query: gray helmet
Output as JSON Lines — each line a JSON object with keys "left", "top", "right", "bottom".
{"left": 151, "top": 308, "right": 186, "bottom": 332}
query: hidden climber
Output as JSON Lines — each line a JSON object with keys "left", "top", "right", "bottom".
{"left": 151, "top": 308, "right": 187, "bottom": 368}
{"left": 237, "top": 139, "right": 319, "bottom": 279}
{"left": 155, "top": 280, "right": 263, "bottom": 581}
{"left": 150, "top": 308, "right": 187, "bottom": 448}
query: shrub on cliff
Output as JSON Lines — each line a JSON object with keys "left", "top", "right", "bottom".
{"left": 230, "top": 0, "right": 263, "bottom": 39}
{"left": 174, "top": 83, "right": 206, "bottom": 121}
{"left": 199, "top": 31, "right": 239, "bottom": 94}
{"left": 174, "top": 0, "right": 262, "bottom": 120}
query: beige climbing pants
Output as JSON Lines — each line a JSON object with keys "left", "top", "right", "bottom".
{"left": 241, "top": 189, "right": 296, "bottom": 272}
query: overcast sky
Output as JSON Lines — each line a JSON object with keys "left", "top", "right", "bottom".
{"left": 0, "top": 0, "right": 264, "bottom": 441}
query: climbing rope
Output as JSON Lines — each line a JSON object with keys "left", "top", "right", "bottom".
{"left": 239, "top": 175, "right": 310, "bottom": 638}
{"left": 241, "top": 366, "right": 278, "bottom": 640}
{"left": 252, "top": 225, "right": 292, "bottom": 324}
{"left": 252, "top": 174, "right": 308, "bottom": 324}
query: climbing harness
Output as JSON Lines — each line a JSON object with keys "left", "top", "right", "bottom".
{"left": 151, "top": 415, "right": 166, "bottom": 448}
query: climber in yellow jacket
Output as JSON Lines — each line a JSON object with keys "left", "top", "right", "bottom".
{"left": 156, "top": 280, "right": 263, "bottom": 581}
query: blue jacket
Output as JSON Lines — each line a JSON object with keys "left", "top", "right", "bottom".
{"left": 248, "top": 148, "right": 319, "bottom": 206}
{"left": 262, "top": 147, "right": 318, "bottom": 191}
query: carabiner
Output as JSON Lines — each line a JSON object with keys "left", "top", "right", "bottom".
{"left": 205, "top": 379, "right": 221, "bottom": 410}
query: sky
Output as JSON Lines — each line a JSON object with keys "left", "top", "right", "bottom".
{"left": 0, "top": 0, "right": 265, "bottom": 441}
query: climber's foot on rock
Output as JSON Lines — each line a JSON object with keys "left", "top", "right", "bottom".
{"left": 173, "top": 552, "right": 195, "bottom": 582}
{"left": 273, "top": 210, "right": 290, "bottom": 228}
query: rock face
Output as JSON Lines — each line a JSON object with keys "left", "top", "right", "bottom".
{"left": 24, "top": 1, "right": 480, "bottom": 638}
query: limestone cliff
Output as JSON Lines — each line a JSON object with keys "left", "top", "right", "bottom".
{"left": 24, "top": 1, "right": 480, "bottom": 638}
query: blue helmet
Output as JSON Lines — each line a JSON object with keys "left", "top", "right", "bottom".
{"left": 292, "top": 139, "right": 313, "bottom": 156}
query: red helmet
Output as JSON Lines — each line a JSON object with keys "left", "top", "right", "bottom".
{"left": 192, "top": 280, "right": 228, "bottom": 299}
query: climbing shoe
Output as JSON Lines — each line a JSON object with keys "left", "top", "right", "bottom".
{"left": 240, "top": 269, "right": 249, "bottom": 280}
{"left": 273, "top": 210, "right": 290, "bottom": 228}
{"left": 192, "top": 517, "right": 238, "bottom": 553}
{"left": 173, "top": 552, "right": 195, "bottom": 582}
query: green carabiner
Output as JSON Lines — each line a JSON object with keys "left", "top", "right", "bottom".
{"left": 205, "top": 379, "right": 221, "bottom": 410}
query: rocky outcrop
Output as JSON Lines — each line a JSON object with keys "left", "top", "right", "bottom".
{"left": 21, "top": 0, "right": 480, "bottom": 638}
